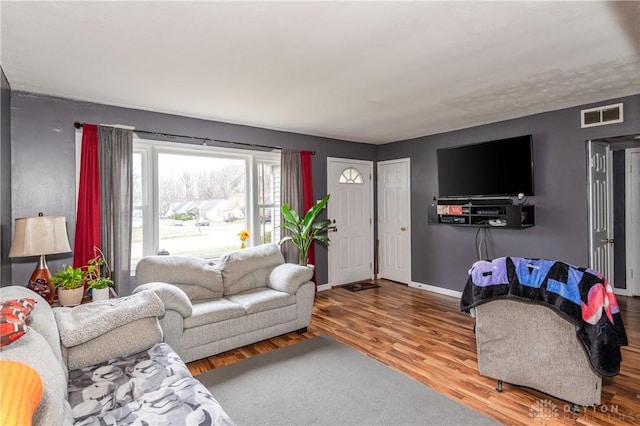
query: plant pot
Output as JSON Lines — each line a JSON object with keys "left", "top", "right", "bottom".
{"left": 57, "top": 287, "right": 84, "bottom": 307}
{"left": 91, "top": 287, "right": 110, "bottom": 302}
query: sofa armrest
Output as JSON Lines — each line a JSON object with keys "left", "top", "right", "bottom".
{"left": 268, "top": 263, "right": 313, "bottom": 294}
{"left": 133, "top": 283, "right": 193, "bottom": 317}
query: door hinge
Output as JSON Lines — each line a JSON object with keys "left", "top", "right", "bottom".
{"left": 369, "top": 173, "right": 372, "bottom": 181}
{"left": 369, "top": 262, "right": 372, "bottom": 270}
{"left": 370, "top": 217, "right": 372, "bottom": 225}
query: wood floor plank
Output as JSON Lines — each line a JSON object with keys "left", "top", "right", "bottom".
{"left": 187, "top": 280, "right": 640, "bottom": 425}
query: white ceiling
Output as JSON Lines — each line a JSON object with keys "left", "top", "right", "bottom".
{"left": 1, "top": 1, "right": 639, "bottom": 144}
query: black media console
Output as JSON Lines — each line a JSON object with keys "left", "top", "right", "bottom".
{"left": 434, "top": 199, "right": 535, "bottom": 229}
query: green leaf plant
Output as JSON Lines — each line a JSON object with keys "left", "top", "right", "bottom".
{"left": 278, "top": 194, "right": 337, "bottom": 266}
{"left": 84, "top": 247, "right": 114, "bottom": 290}
{"left": 50, "top": 265, "right": 84, "bottom": 290}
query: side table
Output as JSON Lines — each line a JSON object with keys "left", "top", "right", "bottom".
{"left": 51, "top": 287, "right": 118, "bottom": 307}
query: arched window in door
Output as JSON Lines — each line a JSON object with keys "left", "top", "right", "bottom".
{"left": 338, "top": 167, "right": 364, "bottom": 184}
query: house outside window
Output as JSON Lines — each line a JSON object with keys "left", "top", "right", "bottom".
{"left": 132, "top": 139, "right": 280, "bottom": 270}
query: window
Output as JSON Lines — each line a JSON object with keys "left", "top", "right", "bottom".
{"left": 132, "top": 139, "right": 280, "bottom": 269}
{"left": 338, "top": 167, "right": 363, "bottom": 184}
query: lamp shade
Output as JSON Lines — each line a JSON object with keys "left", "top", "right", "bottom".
{"left": 9, "top": 215, "right": 72, "bottom": 258}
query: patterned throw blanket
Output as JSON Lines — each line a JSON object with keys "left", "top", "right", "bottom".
{"left": 68, "top": 343, "right": 235, "bottom": 425}
{"left": 460, "top": 257, "right": 628, "bottom": 377}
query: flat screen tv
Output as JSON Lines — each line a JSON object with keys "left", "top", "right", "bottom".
{"left": 437, "top": 135, "right": 534, "bottom": 198}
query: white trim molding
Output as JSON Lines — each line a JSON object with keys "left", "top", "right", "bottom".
{"left": 410, "top": 281, "right": 463, "bottom": 299}
{"left": 317, "top": 283, "right": 332, "bottom": 292}
{"left": 614, "top": 288, "right": 631, "bottom": 297}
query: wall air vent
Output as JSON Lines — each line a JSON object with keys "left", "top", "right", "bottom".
{"left": 581, "top": 103, "right": 623, "bottom": 128}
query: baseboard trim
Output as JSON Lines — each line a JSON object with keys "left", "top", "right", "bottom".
{"left": 614, "top": 288, "right": 631, "bottom": 297}
{"left": 318, "top": 281, "right": 461, "bottom": 297}
{"left": 409, "top": 281, "right": 463, "bottom": 298}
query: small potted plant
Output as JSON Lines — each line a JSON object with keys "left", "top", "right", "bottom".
{"left": 278, "top": 193, "right": 337, "bottom": 267}
{"left": 85, "top": 251, "right": 113, "bottom": 302}
{"left": 51, "top": 265, "right": 84, "bottom": 306}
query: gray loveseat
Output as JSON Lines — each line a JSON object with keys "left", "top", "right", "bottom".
{"left": 133, "top": 243, "right": 315, "bottom": 363}
{"left": 0, "top": 285, "right": 234, "bottom": 425}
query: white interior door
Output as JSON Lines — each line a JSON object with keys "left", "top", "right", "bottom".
{"left": 626, "top": 148, "right": 640, "bottom": 296}
{"left": 587, "top": 141, "right": 613, "bottom": 281}
{"left": 377, "top": 159, "right": 411, "bottom": 284}
{"left": 327, "top": 158, "right": 373, "bottom": 286}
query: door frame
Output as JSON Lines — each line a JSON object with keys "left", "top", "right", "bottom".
{"left": 587, "top": 140, "right": 614, "bottom": 286}
{"left": 377, "top": 158, "right": 412, "bottom": 284}
{"left": 325, "top": 157, "right": 374, "bottom": 290}
{"left": 626, "top": 148, "right": 640, "bottom": 296}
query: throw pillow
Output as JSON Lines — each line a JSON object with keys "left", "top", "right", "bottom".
{"left": 0, "top": 298, "right": 36, "bottom": 347}
{"left": 0, "top": 360, "right": 44, "bottom": 426}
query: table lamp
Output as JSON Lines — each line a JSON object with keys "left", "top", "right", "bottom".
{"left": 9, "top": 213, "right": 72, "bottom": 304}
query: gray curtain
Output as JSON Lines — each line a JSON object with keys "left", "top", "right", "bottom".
{"left": 98, "top": 126, "right": 133, "bottom": 295}
{"left": 280, "top": 150, "right": 302, "bottom": 264}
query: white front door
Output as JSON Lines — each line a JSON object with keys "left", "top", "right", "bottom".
{"left": 587, "top": 141, "right": 613, "bottom": 281}
{"left": 377, "top": 159, "right": 411, "bottom": 284}
{"left": 327, "top": 158, "right": 373, "bottom": 286}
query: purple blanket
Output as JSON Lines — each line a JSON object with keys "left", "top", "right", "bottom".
{"left": 460, "top": 257, "right": 628, "bottom": 376}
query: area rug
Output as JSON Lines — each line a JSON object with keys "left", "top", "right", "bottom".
{"left": 197, "top": 336, "right": 499, "bottom": 425}
{"left": 341, "top": 280, "right": 381, "bottom": 292}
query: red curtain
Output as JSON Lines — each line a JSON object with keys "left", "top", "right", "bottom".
{"left": 73, "top": 124, "right": 101, "bottom": 267}
{"left": 300, "top": 151, "right": 315, "bottom": 283}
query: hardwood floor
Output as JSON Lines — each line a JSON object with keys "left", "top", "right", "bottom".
{"left": 187, "top": 280, "right": 640, "bottom": 425}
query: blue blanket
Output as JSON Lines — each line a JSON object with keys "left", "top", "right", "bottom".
{"left": 460, "top": 257, "right": 628, "bottom": 377}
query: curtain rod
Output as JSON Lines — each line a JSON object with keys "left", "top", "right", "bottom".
{"left": 73, "top": 122, "right": 316, "bottom": 155}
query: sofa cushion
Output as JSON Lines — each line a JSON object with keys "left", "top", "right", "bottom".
{"left": 135, "top": 256, "right": 224, "bottom": 301}
{"left": 67, "top": 343, "right": 234, "bottom": 425}
{"left": 0, "top": 360, "right": 43, "bottom": 426}
{"left": 268, "top": 263, "right": 314, "bottom": 294}
{"left": 219, "top": 244, "right": 285, "bottom": 295}
{"left": 184, "top": 299, "right": 246, "bottom": 329}
{"left": 226, "top": 288, "right": 297, "bottom": 315}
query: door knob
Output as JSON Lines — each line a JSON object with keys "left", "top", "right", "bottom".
{"left": 401, "top": 227, "right": 407, "bottom": 231}
{"left": 600, "top": 238, "right": 614, "bottom": 244}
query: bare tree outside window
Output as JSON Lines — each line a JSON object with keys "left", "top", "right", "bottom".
{"left": 131, "top": 142, "right": 280, "bottom": 269}
{"left": 156, "top": 153, "right": 247, "bottom": 258}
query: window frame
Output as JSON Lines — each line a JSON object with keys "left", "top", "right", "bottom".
{"left": 133, "top": 137, "right": 280, "bottom": 265}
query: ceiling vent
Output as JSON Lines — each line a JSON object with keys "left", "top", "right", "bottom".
{"left": 581, "top": 103, "right": 623, "bottom": 128}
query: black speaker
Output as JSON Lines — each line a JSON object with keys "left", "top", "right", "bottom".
{"left": 427, "top": 202, "right": 438, "bottom": 224}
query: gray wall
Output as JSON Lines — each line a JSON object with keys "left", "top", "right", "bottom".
{"left": 8, "top": 88, "right": 640, "bottom": 293}
{"left": 9, "top": 91, "right": 376, "bottom": 286}
{"left": 0, "top": 69, "right": 11, "bottom": 284}
{"left": 378, "top": 94, "right": 640, "bottom": 292}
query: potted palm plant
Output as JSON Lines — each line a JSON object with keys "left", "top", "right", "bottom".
{"left": 85, "top": 254, "right": 114, "bottom": 301}
{"left": 278, "top": 193, "right": 337, "bottom": 266}
{"left": 51, "top": 265, "right": 84, "bottom": 306}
